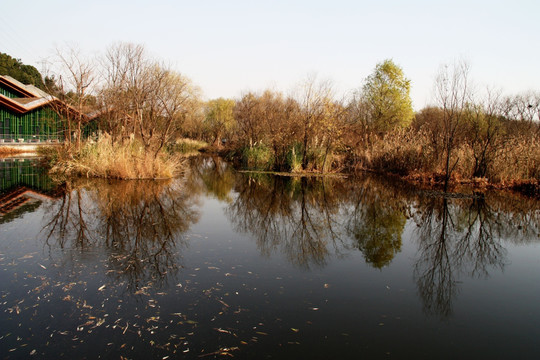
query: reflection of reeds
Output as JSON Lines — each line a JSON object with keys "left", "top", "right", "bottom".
{"left": 0, "top": 147, "right": 26, "bottom": 156}
{"left": 48, "top": 134, "right": 184, "bottom": 179}
{"left": 91, "top": 178, "right": 172, "bottom": 213}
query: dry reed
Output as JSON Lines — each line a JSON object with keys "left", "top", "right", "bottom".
{"left": 350, "top": 128, "right": 540, "bottom": 188}
{"left": 49, "top": 134, "right": 183, "bottom": 179}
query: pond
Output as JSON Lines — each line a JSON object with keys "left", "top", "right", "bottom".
{"left": 1, "top": 156, "right": 540, "bottom": 359}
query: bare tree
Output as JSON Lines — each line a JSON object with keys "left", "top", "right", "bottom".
{"left": 233, "top": 90, "right": 302, "bottom": 171}
{"left": 235, "top": 91, "right": 265, "bottom": 148}
{"left": 296, "top": 75, "right": 339, "bottom": 171}
{"left": 47, "top": 46, "right": 97, "bottom": 150}
{"left": 500, "top": 91, "right": 540, "bottom": 136}
{"left": 99, "top": 43, "right": 201, "bottom": 154}
{"left": 464, "top": 89, "right": 505, "bottom": 178}
{"left": 434, "top": 60, "right": 472, "bottom": 191}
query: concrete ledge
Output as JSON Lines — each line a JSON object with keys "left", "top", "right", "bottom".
{"left": 0, "top": 143, "right": 61, "bottom": 152}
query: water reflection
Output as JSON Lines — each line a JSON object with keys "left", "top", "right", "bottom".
{"left": 189, "top": 156, "right": 236, "bottom": 201}
{"left": 219, "top": 164, "right": 540, "bottom": 317}
{"left": 0, "top": 158, "right": 63, "bottom": 222}
{"left": 4, "top": 156, "right": 540, "bottom": 319}
{"left": 227, "top": 173, "right": 348, "bottom": 269}
{"left": 42, "top": 178, "right": 200, "bottom": 289}
{"left": 4, "top": 157, "right": 540, "bottom": 358}
{"left": 343, "top": 178, "right": 409, "bottom": 268}
{"left": 412, "top": 193, "right": 540, "bottom": 317}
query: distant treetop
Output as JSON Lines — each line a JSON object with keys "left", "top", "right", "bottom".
{"left": 0, "top": 52, "right": 45, "bottom": 90}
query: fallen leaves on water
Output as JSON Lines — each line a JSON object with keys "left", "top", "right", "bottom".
{"left": 198, "top": 347, "right": 240, "bottom": 358}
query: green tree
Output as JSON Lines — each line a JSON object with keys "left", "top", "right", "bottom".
{"left": 0, "top": 52, "right": 45, "bottom": 89}
{"left": 362, "top": 59, "right": 414, "bottom": 133}
{"left": 204, "top": 98, "right": 236, "bottom": 146}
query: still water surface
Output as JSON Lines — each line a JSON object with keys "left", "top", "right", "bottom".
{"left": 1, "top": 157, "right": 540, "bottom": 359}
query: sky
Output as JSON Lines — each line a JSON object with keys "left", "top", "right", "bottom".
{"left": 1, "top": 0, "right": 539, "bottom": 109}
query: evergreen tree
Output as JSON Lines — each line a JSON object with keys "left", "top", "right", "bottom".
{"left": 0, "top": 52, "right": 45, "bottom": 90}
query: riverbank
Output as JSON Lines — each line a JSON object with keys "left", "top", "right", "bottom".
{"left": 38, "top": 135, "right": 540, "bottom": 197}
{"left": 202, "top": 144, "right": 540, "bottom": 198}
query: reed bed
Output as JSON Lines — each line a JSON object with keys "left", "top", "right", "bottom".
{"left": 350, "top": 128, "right": 540, "bottom": 189}
{"left": 47, "top": 134, "right": 183, "bottom": 180}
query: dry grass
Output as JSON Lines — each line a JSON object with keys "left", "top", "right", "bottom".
{"left": 490, "top": 135, "right": 540, "bottom": 183}
{"left": 353, "top": 128, "right": 436, "bottom": 176}
{"left": 48, "top": 134, "right": 184, "bottom": 179}
{"left": 172, "top": 138, "right": 208, "bottom": 154}
{"left": 350, "top": 128, "right": 540, "bottom": 189}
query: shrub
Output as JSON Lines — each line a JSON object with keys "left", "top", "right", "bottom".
{"left": 242, "top": 144, "right": 274, "bottom": 170}
{"left": 286, "top": 144, "right": 303, "bottom": 172}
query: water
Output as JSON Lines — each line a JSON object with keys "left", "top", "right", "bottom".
{"left": 1, "top": 157, "right": 539, "bottom": 359}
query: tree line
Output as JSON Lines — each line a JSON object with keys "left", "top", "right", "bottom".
{"left": 4, "top": 44, "right": 539, "bottom": 186}
{"left": 196, "top": 59, "right": 540, "bottom": 190}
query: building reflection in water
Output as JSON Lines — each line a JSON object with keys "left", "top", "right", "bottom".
{"left": 0, "top": 158, "right": 64, "bottom": 221}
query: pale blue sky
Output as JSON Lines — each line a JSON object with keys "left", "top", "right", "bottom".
{"left": 1, "top": 0, "right": 538, "bottom": 108}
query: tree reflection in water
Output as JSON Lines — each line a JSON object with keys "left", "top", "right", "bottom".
{"left": 412, "top": 192, "right": 540, "bottom": 318}
{"left": 343, "top": 178, "right": 408, "bottom": 269}
{"left": 40, "top": 157, "right": 540, "bottom": 318}
{"left": 224, "top": 162, "right": 540, "bottom": 318}
{"left": 227, "top": 173, "right": 347, "bottom": 269}
{"left": 42, "top": 177, "right": 200, "bottom": 290}
{"left": 189, "top": 156, "right": 236, "bottom": 202}
{"left": 226, "top": 171, "right": 407, "bottom": 270}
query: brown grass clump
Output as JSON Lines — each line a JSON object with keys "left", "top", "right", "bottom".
{"left": 172, "top": 138, "right": 208, "bottom": 154}
{"left": 352, "top": 128, "right": 436, "bottom": 176}
{"left": 48, "top": 134, "right": 184, "bottom": 179}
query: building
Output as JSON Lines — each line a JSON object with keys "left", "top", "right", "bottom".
{"left": 0, "top": 75, "right": 98, "bottom": 143}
